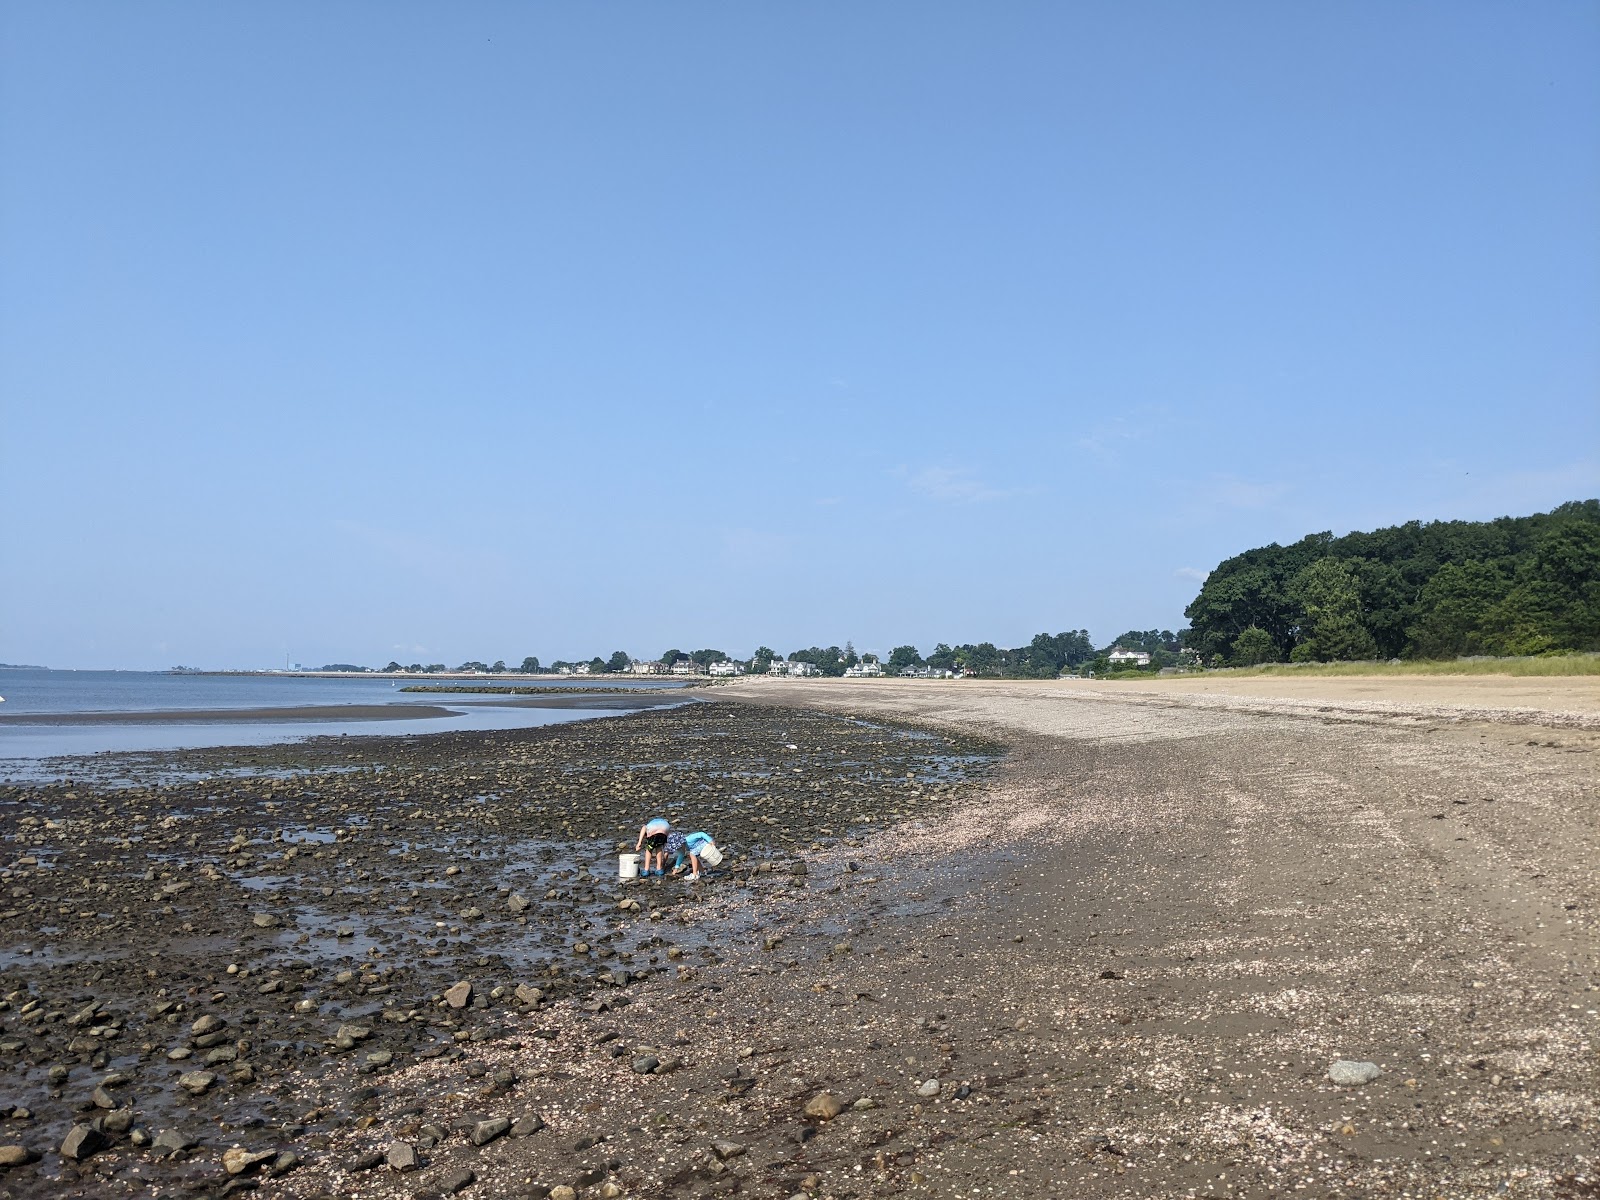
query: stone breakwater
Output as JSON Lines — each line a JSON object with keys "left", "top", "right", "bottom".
{"left": 0, "top": 703, "right": 998, "bottom": 1198}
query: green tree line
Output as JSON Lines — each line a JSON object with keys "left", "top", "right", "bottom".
{"left": 1184, "top": 499, "right": 1600, "bottom": 665}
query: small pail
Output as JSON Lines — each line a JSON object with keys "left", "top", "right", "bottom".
{"left": 698, "top": 844, "right": 723, "bottom": 867}
{"left": 618, "top": 853, "right": 641, "bottom": 879}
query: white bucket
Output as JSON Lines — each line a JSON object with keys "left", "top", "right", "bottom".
{"left": 618, "top": 853, "right": 641, "bottom": 879}
{"left": 697, "top": 844, "right": 723, "bottom": 867}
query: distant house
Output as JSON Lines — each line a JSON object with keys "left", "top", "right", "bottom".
{"left": 769, "top": 659, "right": 820, "bottom": 677}
{"left": 669, "top": 659, "right": 702, "bottom": 676}
{"left": 1107, "top": 647, "right": 1152, "bottom": 667}
{"left": 708, "top": 660, "right": 743, "bottom": 677}
{"left": 900, "top": 665, "right": 955, "bottom": 679}
{"left": 574, "top": 662, "right": 592, "bottom": 674}
{"left": 629, "top": 660, "right": 665, "bottom": 675}
{"left": 844, "top": 660, "right": 882, "bottom": 678}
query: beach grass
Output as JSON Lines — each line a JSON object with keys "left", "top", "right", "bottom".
{"left": 1195, "top": 654, "right": 1600, "bottom": 679}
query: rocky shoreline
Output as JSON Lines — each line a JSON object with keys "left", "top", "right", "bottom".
{"left": 0, "top": 703, "right": 998, "bottom": 1198}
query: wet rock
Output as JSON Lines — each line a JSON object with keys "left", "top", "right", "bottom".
{"left": 191, "top": 1014, "right": 225, "bottom": 1036}
{"left": 0, "top": 1145, "right": 38, "bottom": 1168}
{"left": 710, "top": 1140, "right": 746, "bottom": 1160}
{"left": 101, "top": 1108, "right": 134, "bottom": 1136}
{"left": 803, "top": 1092, "right": 844, "bottom": 1120}
{"left": 471, "top": 1118, "right": 510, "bottom": 1146}
{"left": 514, "top": 983, "right": 543, "bottom": 1005}
{"left": 268, "top": 1150, "right": 300, "bottom": 1177}
{"left": 510, "top": 1114, "right": 545, "bottom": 1137}
{"left": 508, "top": 893, "right": 529, "bottom": 913}
{"left": 1328, "top": 1060, "right": 1383, "bottom": 1085}
{"left": 178, "top": 1070, "right": 217, "bottom": 1094}
{"left": 444, "top": 981, "right": 473, "bottom": 1009}
{"left": 349, "top": 1149, "right": 385, "bottom": 1171}
{"left": 60, "top": 1123, "right": 109, "bottom": 1161}
{"left": 152, "top": 1129, "right": 196, "bottom": 1157}
{"left": 631, "top": 1056, "right": 659, "bottom": 1074}
{"left": 386, "top": 1142, "right": 418, "bottom": 1172}
{"left": 438, "top": 1166, "right": 476, "bottom": 1194}
{"left": 549, "top": 1188, "right": 577, "bottom": 1200}
{"left": 222, "top": 1146, "right": 275, "bottom": 1175}
{"left": 251, "top": 913, "right": 280, "bottom": 929}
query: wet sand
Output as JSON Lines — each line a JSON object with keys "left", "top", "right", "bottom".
{"left": 1, "top": 678, "right": 1596, "bottom": 1198}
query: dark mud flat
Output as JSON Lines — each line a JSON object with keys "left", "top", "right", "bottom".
{"left": 0, "top": 703, "right": 998, "bottom": 1199}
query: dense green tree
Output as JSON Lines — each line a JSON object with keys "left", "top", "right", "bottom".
{"left": 1014, "top": 630, "right": 1094, "bottom": 676}
{"left": 888, "top": 645, "right": 923, "bottom": 672}
{"left": 955, "top": 642, "right": 1002, "bottom": 676}
{"left": 1186, "top": 501, "right": 1600, "bottom": 661}
{"left": 383, "top": 661, "right": 403, "bottom": 672}
{"left": 490, "top": 660, "right": 506, "bottom": 673}
{"left": 750, "top": 646, "right": 775, "bottom": 674}
{"left": 790, "top": 646, "right": 849, "bottom": 676}
{"left": 1230, "top": 625, "right": 1279, "bottom": 666}
{"left": 659, "top": 649, "right": 683, "bottom": 666}
{"left": 519, "top": 656, "right": 541, "bottom": 673}
{"left": 1408, "top": 562, "right": 1510, "bottom": 658}
{"left": 925, "top": 643, "right": 957, "bottom": 670}
{"left": 606, "top": 650, "right": 631, "bottom": 673}
{"left": 588, "top": 657, "right": 607, "bottom": 674}
{"left": 1289, "top": 558, "right": 1379, "bottom": 661}
{"left": 689, "top": 648, "right": 728, "bottom": 667}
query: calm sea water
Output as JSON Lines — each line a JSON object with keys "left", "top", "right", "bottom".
{"left": 0, "top": 669, "right": 684, "bottom": 766}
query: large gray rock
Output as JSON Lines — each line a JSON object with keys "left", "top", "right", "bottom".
{"left": 471, "top": 1118, "right": 510, "bottom": 1146}
{"left": 509, "top": 1114, "right": 545, "bottom": 1137}
{"left": 386, "top": 1142, "right": 418, "bottom": 1172}
{"left": 1327, "top": 1059, "right": 1383, "bottom": 1085}
{"left": 60, "top": 1124, "right": 108, "bottom": 1162}
{"left": 151, "top": 1129, "right": 196, "bottom": 1157}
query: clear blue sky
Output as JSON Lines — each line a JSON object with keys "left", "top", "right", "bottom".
{"left": 3, "top": 3, "right": 1596, "bottom": 670}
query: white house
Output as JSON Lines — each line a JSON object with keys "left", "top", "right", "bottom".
{"left": 708, "top": 660, "right": 742, "bottom": 677}
{"left": 1107, "top": 647, "right": 1151, "bottom": 667}
{"left": 629, "top": 660, "right": 665, "bottom": 675}
{"left": 844, "top": 659, "right": 883, "bottom": 677}
{"left": 770, "top": 659, "right": 821, "bottom": 677}
{"left": 669, "top": 659, "right": 702, "bottom": 676}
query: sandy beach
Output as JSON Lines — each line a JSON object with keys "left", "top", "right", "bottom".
{"left": 1, "top": 675, "right": 1595, "bottom": 1198}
